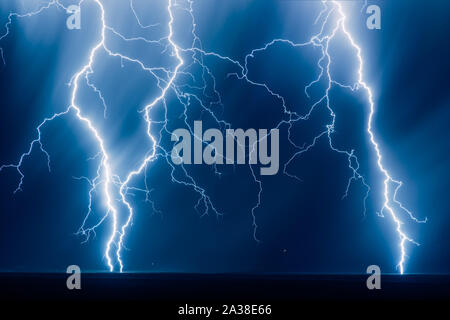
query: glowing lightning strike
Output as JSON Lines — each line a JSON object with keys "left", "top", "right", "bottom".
{"left": 188, "top": 0, "right": 427, "bottom": 273}
{"left": 0, "top": 0, "right": 186, "bottom": 272}
{"left": 73, "top": 0, "right": 188, "bottom": 272}
{"left": 116, "top": 0, "right": 184, "bottom": 273}
{"left": 68, "top": 0, "right": 120, "bottom": 272}
{"left": 281, "top": 0, "right": 427, "bottom": 273}
{"left": 0, "top": 0, "right": 426, "bottom": 274}
{"left": 331, "top": 1, "right": 427, "bottom": 274}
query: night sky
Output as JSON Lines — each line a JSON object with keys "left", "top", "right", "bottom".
{"left": 0, "top": 0, "right": 448, "bottom": 274}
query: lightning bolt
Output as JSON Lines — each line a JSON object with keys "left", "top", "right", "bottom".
{"left": 1, "top": 0, "right": 225, "bottom": 272}
{"left": 331, "top": 1, "right": 427, "bottom": 274}
{"left": 0, "top": 0, "right": 426, "bottom": 274}
{"left": 297, "top": 0, "right": 427, "bottom": 273}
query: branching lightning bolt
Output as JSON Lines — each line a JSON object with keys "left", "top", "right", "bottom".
{"left": 0, "top": 0, "right": 426, "bottom": 274}
{"left": 332, "top": 2, "right": 427, "bottom": 274}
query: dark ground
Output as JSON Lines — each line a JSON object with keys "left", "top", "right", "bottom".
{"left": 0, "top": 273, "right": 449, "bottom": 300}
{"left": 1, "top": 273, "right": 448, "bottom": 317}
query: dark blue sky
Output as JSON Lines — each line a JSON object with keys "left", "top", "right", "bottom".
{"left": 0, "top": 0, "right": 448, "bottom": 274}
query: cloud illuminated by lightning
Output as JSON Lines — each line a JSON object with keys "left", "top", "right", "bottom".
{"left": 0, "top": 0, "right": 426, "bottom": 274}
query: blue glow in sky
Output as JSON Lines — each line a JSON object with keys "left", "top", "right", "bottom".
{"left": 0, "top": 0, "right": 448, "bottom": 274}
